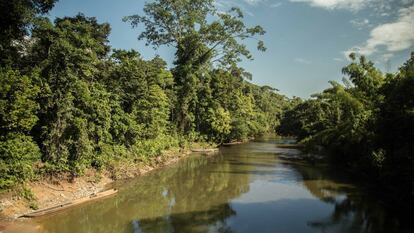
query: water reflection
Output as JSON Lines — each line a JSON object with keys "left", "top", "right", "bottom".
{"left": 35, "top": 137, "right": 412, "bottom": 233}
{"left": 37, "top": 152, "right": 251, "bottom": 233}
{"left": 133, "top": 203, "right": 236, "bottom": 233}
{"left": 295, "top": 161, "right": 410, "bottom": 233}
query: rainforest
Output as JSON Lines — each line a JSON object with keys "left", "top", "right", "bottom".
{"left": 0, "top": 0, "right": 413, "bottom": 232}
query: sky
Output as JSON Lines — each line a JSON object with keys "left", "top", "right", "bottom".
{"left": 49, "top": 0, "right": 414, "bottom": 98}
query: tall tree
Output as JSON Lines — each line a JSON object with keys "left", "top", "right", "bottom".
{"left": 29, "top": 15, "right": 112, "bottom": 172}
{"left": 0, "top": 0, "right": 58, "bottom": 66}
{"left": 124, "top": 0, "right": 266, "bottom": 133}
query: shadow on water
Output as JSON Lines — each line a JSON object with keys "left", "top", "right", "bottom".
{"left": 278, "top": 156, "right": 413, "bottom": 232}
{"left": 132, "top": 203, "right": 236, "bottom": 233}
{"left": 34, "top": 136, "right": 413, "bottom": 233}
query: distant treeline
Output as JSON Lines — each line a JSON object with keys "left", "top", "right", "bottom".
{"left": 0, "top": 0, "right": 290, "bottom": 189}
{"left": 278, "top": 52, "right": 414, "bottom": 203}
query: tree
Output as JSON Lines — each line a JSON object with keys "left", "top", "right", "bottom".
{"left": 376, "top": 52, "right": 414, "bottom": 198}
{"left": 106, "top": 50, "right": 173, "bottom": 140}
{"left": 0, "top": 2, "right": 286, "bottom": 190}
{"left": 0, "top": 68, "right": 41, "bottom": 188}
{"left": 0, "top": 0, "right": 58, "bottom": 66}
{"left": 278, "top": 52, "right": 414, "bottom": 203}
{"left": 28, "top": 15, "right": 113, "bottom": 173}
{"left": 341, "top": 53, "right": 384, "bottom": 106}
{"left": 124, "top": 0, "right": 266, "bottom": 133}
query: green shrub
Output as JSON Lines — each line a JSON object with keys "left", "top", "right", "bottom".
{"left": 131, "top": 134, "right": 180, "bottom": 162}
{"left": 0, "top": 134, "right": 41, "bottom": 189}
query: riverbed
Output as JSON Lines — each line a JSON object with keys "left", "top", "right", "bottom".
{"left": 23, "top": 137, "right": 413, "bottom": 232}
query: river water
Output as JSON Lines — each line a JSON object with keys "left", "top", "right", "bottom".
{"left": 33, "top": 136, "right": 412, "bottom": 233}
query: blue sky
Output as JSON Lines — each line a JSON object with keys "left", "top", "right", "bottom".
{"left": 49, "top": 0, "right": 414, "bottom": 98}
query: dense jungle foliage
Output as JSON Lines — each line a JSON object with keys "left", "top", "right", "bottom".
{"left": 0, "top": 0, "right": 290, "bottom": 189}
{"left": 278, "top": 52, "right": 414, "bottom": 203}
{"left": 2, "top": 0, "right": 412, "bottom": 206}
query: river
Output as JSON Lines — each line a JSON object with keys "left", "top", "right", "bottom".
{"left": 30, "top": 136, "right": 412, "bottom": 233}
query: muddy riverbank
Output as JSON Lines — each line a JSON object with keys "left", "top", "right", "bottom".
{"left": 0, "top": 148, "right": 193, "bottom": 222}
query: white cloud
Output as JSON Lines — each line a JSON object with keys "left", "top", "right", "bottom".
{"left": 345, "top": 5, "right": 414, "bottom": 57}
{"left": 288, "top": 0, "right": 414, "bottom": 13}
{"left": 382, "top": 53, "right": 394, "bottom": 61}
{"left": 214, "top": 0, "right": 257, "bottom": 17}
{"left": 294, "top": 58, "right": 312, "bottom": 64}
{"left": 350, "top": 18, "right": 370, "bottom": 30}
{"left": 216, "top": 0, "right": 270, "bottom": 8}
{"left": 244, "top": 0, "right": 265, "bottom": 5}
{"left": 289, "top": 0, "right": 371, "bottom": 11}
{"left": 219, "top": 0, "right": 413, "bottom": 13}
{"left": 333, "top": 57, "right": 344, "bottom": 62}
{"left": 271, "top": 2, "right": 283, "bottom": 8}
{"left": 366, "top": 6, "right": 414, "bottom": 53}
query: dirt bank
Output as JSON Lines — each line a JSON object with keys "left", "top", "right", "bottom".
{"left": 0, "top": 148, "right": 191, "bottom": 223}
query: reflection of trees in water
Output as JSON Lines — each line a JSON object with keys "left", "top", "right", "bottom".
{"left": 39, "top": 141, "right": 413, "bottom": 233}
{"left": 135, "top": 203, "right": 236, "bottom": 233}
{"left": 40, "top": 153, "right": 251, "bottom": 233}
{"left": 130, "top": 153, "right": 256, "bottom": 233}
{"left": 286, "top": 159, "right": 410, "bottom": 233}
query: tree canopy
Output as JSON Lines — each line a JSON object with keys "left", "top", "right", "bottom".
{"left": 0, "top": 1, "right": 287, "bottom": 190}
{"left": 278, "top": 52, "right": 414, "bottom": 203}
{"left": 124, "top": 0, "right": 266, "bottom": 133}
